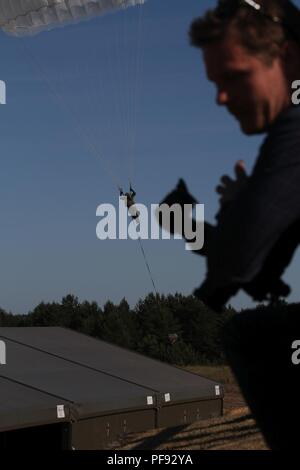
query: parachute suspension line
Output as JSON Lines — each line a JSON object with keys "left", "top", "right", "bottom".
{"left": 12, "top": 1, "right": 146, "bottom": 195}
{"left": 137, "top": 237, "right": 158, "bottom": 295}
{"left": 113, "top": 11, "right": 130, "bottom": 175}
{"left": 128, "top": 2, "right": 145, "bottom": 183}
{"left": 17, "top": 40, "right": 122, "bottom": 192}
{"left": 110, "top": 2, "right": 145, "bottom": 184}
{"left": 122, "top": 6, "right": 133, "bottom": 175}
{"left": 93, "top": 16, "right": 126, "bottom": 182}
{"left": 124, "top": 5, "right": 133, "bottom": 168}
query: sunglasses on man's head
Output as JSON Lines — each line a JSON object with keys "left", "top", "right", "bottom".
{"left": 217, "top": 0, "right": 280, "bottom": 22}
{"left": 216, "top": 0, "right": 298, "bottom": 42}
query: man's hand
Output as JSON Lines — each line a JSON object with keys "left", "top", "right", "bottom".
{"left": 216, "top": 160, "right": 248, "bottom": 207}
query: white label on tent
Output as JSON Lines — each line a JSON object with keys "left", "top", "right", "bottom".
{"left": 147, "top": 396, "right": 153, "bottom": 405}
{"left": 215, "top": 385, "right": 220, "bottom": 396}
{"left": 57, "top": 404, "right": 65, "bottom": 419}
{"left": 164, "top": 393, "right": 171, "bottom": 402}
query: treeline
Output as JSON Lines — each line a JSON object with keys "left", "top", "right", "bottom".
{"left": 0, "top": 293, "right": 236, "bottom": 365}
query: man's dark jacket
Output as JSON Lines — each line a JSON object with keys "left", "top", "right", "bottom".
{"left": 197, "top": 105, "right": 300, "bottom": 310}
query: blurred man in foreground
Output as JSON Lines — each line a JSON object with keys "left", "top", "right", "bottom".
{"left": 160, "top": 0, "right": 300, "bottom": 449}
{"left": 190, "top": 0, "right": 300, "bottom": 311}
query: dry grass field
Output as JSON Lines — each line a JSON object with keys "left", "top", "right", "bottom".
{"left": 112, "top": 365, "right": 268, "bottom": 450}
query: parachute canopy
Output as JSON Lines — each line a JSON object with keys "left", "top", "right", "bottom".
{"left": 0, "top": 0, "right": 145, "bottom": 36}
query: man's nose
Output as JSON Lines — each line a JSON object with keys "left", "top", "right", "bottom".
{"left": 216, "top": 89, "right": 229, "bottom": 106}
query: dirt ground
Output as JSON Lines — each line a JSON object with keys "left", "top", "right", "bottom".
{"left": 112, "top": 365, "right": 268, "bottom": 450}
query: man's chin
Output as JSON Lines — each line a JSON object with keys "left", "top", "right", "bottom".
{"left": 239, "top": 119, "right": 266, "bottom": 135}
{"left": 240, "top": 124, "right": 258, "bottom": 135}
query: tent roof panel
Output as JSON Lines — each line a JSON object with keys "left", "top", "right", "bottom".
{"left": 0, "top": 336, "right": 157, "bottom": 416}
{"left": 0, "top": 327, "right": 222, "bottom": 403}
{"left": 0, "top": 376, "right": 71, "bottom": 431}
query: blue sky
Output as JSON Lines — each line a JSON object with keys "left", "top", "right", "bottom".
{"left": 1, "top": 0, "right": 300, "bottom": 314}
